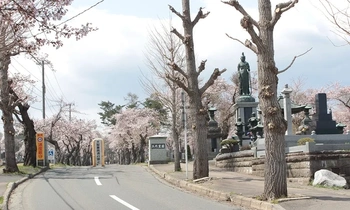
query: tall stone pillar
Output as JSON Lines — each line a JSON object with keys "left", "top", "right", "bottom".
{"left": 281, "top": 84, "right": 293, "bottom": 135}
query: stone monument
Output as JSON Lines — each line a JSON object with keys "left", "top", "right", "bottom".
{"left": 313, "top": 93, "right": 339, "bottom": 134}
{"left": 233, "top": 53, "right": 258, "bottom": 145}
{"left": 207, "top": 107, "right": 222, "bottom": 159}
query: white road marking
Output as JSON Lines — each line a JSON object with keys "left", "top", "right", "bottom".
{"left": 109, "top": 195, "right": 140, "bottom": 210}
{"left": 94, "top": 177, "right": 102, "bottom": 186}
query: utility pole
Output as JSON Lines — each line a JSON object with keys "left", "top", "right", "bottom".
{"left": 42, "top": 60, "right": 45, "bottom": 120}
{"left": 69, "top": 103, "right": 71, "bottom": 121}
{"left": 41, "top": 60, "right": 48, "bottom": 167}
{"left": 65, "top": 102, "right": 74, "bottom": 121}
{"left": 32, "top": 55, "right": 49, "bottom": 167}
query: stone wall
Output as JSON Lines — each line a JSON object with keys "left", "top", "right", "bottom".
{"left": 215, "top": 151, "right": 254, "bottom": 174}
{"left": 216, "top": 150, "right": 350, "bottom": 182}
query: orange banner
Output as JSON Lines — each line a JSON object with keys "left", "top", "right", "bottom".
{"left": 36, "top": 132, "right": 45, "bottom": 160}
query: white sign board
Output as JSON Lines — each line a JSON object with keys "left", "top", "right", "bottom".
{"left": 48, "top": 148, "right": 55, "bottom": 164}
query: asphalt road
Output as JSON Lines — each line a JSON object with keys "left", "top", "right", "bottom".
{"left": 9, "top": 165, "right": 244, "bottom": 210}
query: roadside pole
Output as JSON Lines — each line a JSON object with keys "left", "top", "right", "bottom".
{"left": 181, "top": 91, "right": 188, "bottom": 180}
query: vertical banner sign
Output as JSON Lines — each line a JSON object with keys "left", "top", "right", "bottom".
{"left": 36, "top": 132, "right": 45, "bottom": 161}
{"left": 92, "top": 138, "right": 105, "bottom": 167}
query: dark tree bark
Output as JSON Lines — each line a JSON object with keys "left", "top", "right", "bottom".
{"left": 139, "top": 134, "right": 147, "bottom": 163}
{"left": 10, "top": 85, "right": 37, "bottom": 167}
{"left": 224, "top": 0, "right": 299, "bottom": 200}
{"left": 0, "top": 55, "right": 19, "bottom": 173}
{"left": 172, "top": 109, "right": 181, "bottom": 171}
{"left": 17, "top": 103, "right": 36, "bottom": 167}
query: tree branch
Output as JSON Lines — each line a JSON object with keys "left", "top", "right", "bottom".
{"left": 277, "top": 47, "right": 312, "bottom": 74}
{"left": 221, "top": 1, "right": 264, "bottom": 49}
{"left": 13, "top": 112, "right": 23, "bottom": 124}
{"left": 320, "top": 0, "right": 350, "bottom": 45}
{"left": 200, "top": 68, "right": 227, "bottom": 95}
{"left": 167, "top": 62, "right": 188, "bottom": 79}
{"left": 226, "top": 33, "right": 258, "bottom": 54}
{"left": 169, "top": 5, "right": 185, "bottom": 20}
{"left": 197, "top": 59, "right": 207, "bottom": 75}
{"left": 337, "top": 98, "right": 350, "bottom": 110}
{"left": 192, "top": 7, "right": 210, "bottom": 27}
{"left": 240, "top": 16, "right": 264, "bottom": 52}
{"left": 165, "top": 74, "right": 189, "bottom": 93}
{"left": 271, "top": 0, "right": 299, "bottom": 27}
{"left": 170, "top": 27, "right": 185, "bottom": 42}
{"left": 222, "top": 0, "right": 259, "bottom": 29}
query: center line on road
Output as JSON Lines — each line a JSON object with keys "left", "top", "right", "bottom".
{"left": 110, "top": 195, "right": 140, "bottom": 210}
{"left": 94, "top": 177, "right": 102, "bottom": 186}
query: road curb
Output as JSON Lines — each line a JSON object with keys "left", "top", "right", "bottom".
{"left": 2, "top": 166, "right": 49, "bottom": 210}
{"left": 149, "top": 165, "right": 285, "bottom": 210}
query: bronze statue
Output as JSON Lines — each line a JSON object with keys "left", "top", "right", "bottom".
{"left": 237, "top": 52, "right": 251, "bottom": 96}
{"left": 235, "top": 117, "right": 244, "bottom": 133}
{"left": 248, "top": 112, "right": 258, "bottom": 129}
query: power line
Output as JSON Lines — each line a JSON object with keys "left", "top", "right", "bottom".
{"left": 52, "top": 70, "right": 67, "bottom": 101}
{"left": 12, "top": 57, "right": 40, "bottom": 81}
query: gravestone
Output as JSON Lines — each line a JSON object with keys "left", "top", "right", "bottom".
{"left": 313, "top": 93, "right": 338, "bottom": 134}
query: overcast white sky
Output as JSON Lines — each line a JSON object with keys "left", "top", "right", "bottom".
{"left": 8, "top": 0, "right": 350, "bottom": 127}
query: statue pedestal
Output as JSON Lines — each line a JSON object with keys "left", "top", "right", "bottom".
{"left": 234, "top": 96, "right": 259, "bottom": 136}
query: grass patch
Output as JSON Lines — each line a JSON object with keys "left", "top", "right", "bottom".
{"left": 49, "top": 163, "right": 67, "bottom": 168}
{"left": 313, "top": 184, "right": 343, "bottom": 190}
{"left": 271, "top": 199, "right": 279, "bottom": 204}
{"left": 17, "top": 165, "right": 41, "bottom": 175}
{"left": 0, "top": 196, "right": 3, "bottom": 204}
{"left": 0, "top": 163, "right": 41, "bottom": 175}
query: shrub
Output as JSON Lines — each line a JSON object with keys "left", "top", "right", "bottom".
{"left": 297, "top": 137, "right": 315, "bottom": 146}
{"left": 220, "top": 139, "right": 239, "bottom": 146}
{"left": 220, "top": 138, "right": 239, "bottom": 152}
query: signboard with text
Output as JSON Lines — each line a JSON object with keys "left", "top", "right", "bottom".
{"left": 36, "top": 132, "right": 45, "bottom": 161}
{"left": 92, "top": 138, "right": 105, "bottom": 167}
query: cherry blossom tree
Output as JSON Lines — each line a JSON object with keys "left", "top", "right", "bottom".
{"left": 325, "top": 82, "right": 350, "bottom": 127}
{"left": 168, "top": 0, "right": 226, "bottom": 179}
{"left": 108, "top": 108, "right": 161, "bottom": 164}
{"left": 35, "top": 111, "right": 99, "bottom": 165}
{"left": 9, "top": 73, "right": 37, "bottom": 166}
{"left": 0, "top": 0, "right": 101, "bottom": 172}
{"left": 55, "top": 118, "right": 98, "bottom": 165}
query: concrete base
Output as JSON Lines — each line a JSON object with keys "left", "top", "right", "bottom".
{"left": 149, "top": 160, "right": 169, "bottom": 164}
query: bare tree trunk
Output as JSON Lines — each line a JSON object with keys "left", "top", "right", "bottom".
{"left": 257, "top": 1, "right": 287, "bottom": 200}
{"left": 257, "top": 52, "right": 287, "bottom": 199}
{"left": 224, "top": 0, "right": 300, "bottom": 200}
{"left": 168, "top": 0, "right": 225, "bottom": 179}
{"left": 131, "top": 143, "right": 137, "bottom": 163}
{"left": 182, "top": 0, "right": 209, "bottom": 179}
{"left": 139, "top": 135, "right": 147, "bottom": 163}
{"left": 19, "top": 104, "right": 37, "bottom": 167}
{"left": 189, "top": 97, "right": 208, "bottom": 179}
{"left": 0, "top": 55, "right": 19, "bottom": 173}
{"left": 172, "top": 110, "right": 181, "bottom": 171}
{"left": 9, "top": 85, "right": 37, "bottom": 167}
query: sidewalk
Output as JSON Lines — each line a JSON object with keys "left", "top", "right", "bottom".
{"left": 0, "top": 166, "right": 48, "bottom": 210}
{"left": 149, "top": 161, "right": 350, "bottom": 210}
